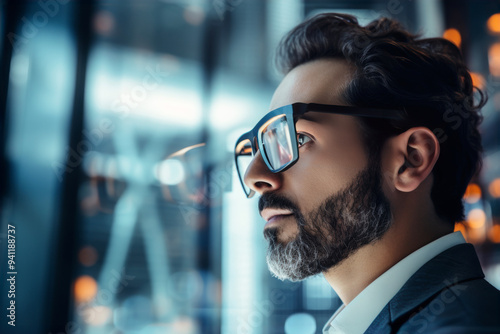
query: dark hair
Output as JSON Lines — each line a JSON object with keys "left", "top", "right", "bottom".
{"left": 276, "top": 13, "right": 485, "bottom": 225}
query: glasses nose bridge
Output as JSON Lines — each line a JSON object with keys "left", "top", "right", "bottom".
{"left": 247, "top": 140, "right": 265, "bottom": 178}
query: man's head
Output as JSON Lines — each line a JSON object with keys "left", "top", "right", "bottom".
{"left": 238, "top": 14, "right": 484, "bottom": 281}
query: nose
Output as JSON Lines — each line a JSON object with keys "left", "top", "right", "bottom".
{"left": 244, "top": 150, "right": 283, "bottom": 195}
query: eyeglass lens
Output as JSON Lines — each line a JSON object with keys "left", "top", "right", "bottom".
{"left": 235, "top": 139, "right": 253, "bottom": 196}
{"left": 235, "top": 115, "right": 295, "bottom": 196}
{"left": 261, "top": 115, "right": 293, "bottom": 170}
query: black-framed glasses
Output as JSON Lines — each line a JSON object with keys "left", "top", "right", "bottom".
{"left": 234, "top": 102, "right": 406, "bottom": 198}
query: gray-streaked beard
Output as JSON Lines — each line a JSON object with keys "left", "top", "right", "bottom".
{"left": 263, "top": 165, "right": 392, "bottom": 281}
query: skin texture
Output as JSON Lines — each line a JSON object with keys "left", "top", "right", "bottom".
{"left": 244, "top": 58, "right": 454, "bottom": 304}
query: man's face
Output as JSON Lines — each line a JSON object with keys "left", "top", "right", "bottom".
{"left": 243, "top": 58, "right": 393, "bottom": 281}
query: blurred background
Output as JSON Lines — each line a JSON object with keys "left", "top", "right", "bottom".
{"left": 1, "top": 0, "right": 500, "bottom": 333}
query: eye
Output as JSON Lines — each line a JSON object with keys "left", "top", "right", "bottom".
{"left": 297, "top": 133, "right": 312, "bottom": 148}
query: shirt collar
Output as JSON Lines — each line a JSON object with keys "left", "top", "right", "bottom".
{"left": 323, "top": 231, "right": 466, "bottom": 334}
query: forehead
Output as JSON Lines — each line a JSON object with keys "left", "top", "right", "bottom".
{"left": 269, "top": 58, "right": 354, "bottom": 110}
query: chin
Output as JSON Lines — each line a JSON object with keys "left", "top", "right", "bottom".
{"left": 264, "top": 226, "right": 298, "bottom": 244}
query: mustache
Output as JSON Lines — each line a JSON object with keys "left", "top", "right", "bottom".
{"left": 258, "top": 192, "right": 299, "bottom": 215}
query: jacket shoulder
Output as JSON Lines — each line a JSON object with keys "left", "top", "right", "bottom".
{"left": 396, "top": 278, "right": 500, "bottom": 333}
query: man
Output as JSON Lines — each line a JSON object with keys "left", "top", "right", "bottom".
{"left": 234, "top": 13, "right": 500, "bottom": 333}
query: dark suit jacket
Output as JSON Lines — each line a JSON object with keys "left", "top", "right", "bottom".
{"left": 365, "top": 243, "right": 500, "bottom": 333}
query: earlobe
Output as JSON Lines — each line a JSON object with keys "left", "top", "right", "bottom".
{"left": 393, "top": 127, "right": 440, "bottom": 193}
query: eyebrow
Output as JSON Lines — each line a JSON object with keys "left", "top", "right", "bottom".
{"left": 297, "top": 113, "right": 322, "bottom": 123}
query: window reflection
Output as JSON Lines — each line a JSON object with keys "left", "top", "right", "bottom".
{"left": 73, "top": 36, "right": 213, "bottom": 332}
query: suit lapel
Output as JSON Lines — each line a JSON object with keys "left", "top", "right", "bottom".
{"left": 364, "top": 304, "right": 392, "bottom": 333}
{"left": 365, "top": 243, "right": 485, "bottom": 333}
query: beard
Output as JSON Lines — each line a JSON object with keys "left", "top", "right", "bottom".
{"left": 260, "top": 163, "right": 392, "bottom": 282}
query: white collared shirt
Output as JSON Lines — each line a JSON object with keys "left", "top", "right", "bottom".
{"left": 323, "top": 231, "right": 466, "bottom": 334}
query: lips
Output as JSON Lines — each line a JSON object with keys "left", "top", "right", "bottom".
{"left": 266, "top": 214, "right": 293, "bottom": 225}
{"left": 260, "top": 208, "right": 294, "bottom": 224}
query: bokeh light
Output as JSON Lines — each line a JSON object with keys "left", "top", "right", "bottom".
{"left": 82, "top": 305, "right": 112, "bottom": 326}
{"left": 464, "top": 183, "right": 481, "bottom": 204}
{"left": 78, "top": 246, "right": 98, "bottom": 267}
{"left": 183, "top": 5, "right": 205, "bottom": 26}
{"left": 470, "top": 72, "right": 485, "bottom": 90}
{"left": 487, "top": 13, "right": 500, "bottom": 34}
{"left": 284, "top": 313, "right": 316, "bottom": 334}
{"left": 443, "top": 28, "right": 461, "bottom": 47}
{"left": 489, "top": 42, "right": 500, "bottom": 77}
{"left": 93, "top": 11, "right": 115, "bottom": 35}
{"left": 488, "top": 225, "right": 500, "bottom": 243}
{"left": 489, "top": 178, "right": 500, "bottom": 198}
{"left": 454, "top": 222, "right": 467, "bottom": 241}
{"left": 74, "top": 275, "right": 98, "bottom": 303}
{"left": 466, "top": 208, "right": 486, "bottom": 229}
{"left": 154, "top": 159, "right": 185, "bottom": 185}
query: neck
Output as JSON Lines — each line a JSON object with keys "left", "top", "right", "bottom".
{"left": 322, "top": 213, "right": 452, "bottom": 304}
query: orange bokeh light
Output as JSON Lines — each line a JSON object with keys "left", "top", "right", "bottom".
{"left": 489, "top": 178, "right": 500, "bottom": 198}
{"left": 443, "top": 28, "right": 461, "bottom": 48}
{"left": 488, "top": 225, "right": 500, "bottom": 243}
{"left": 467, "top": 225, "right": 485, "bottom": 244}
{"left": 487, "top": 13, "right": 500, "bottom": 34}
{"left": 454, "top": 222, "right": 467, "bottom": 240}
{"left": 464, "top": 183, "right": 481, "bottom": 204}
{"left": 74, "top": 275, "right": 98, "bottom": 303}
{"left": 466, "top": 208, "right": 486, "bottom": 229}
{"left": 489, "top": 43, "right": 500, "bottom": 77}
{"left": 470, "top": 72, "right": 485, "bottom": 90}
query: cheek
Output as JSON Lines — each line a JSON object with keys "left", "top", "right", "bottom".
{"left": 286, "top": 136, "right": 368, "bottom": 213}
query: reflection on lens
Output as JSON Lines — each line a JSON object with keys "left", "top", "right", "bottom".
{"left": 261, "top": 116, "right": 292, "bottom": 170}
{"left": 237, "top": 154, "right": 253, "bottom": 196}
{"left": 158, "top": 143, "right": 207, "bottom": 205}
{"left": 235, "top": 139, "right": 253, "bottom": 196}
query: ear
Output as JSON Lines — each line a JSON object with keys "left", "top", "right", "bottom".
{"left": 383, "top": 127, "right": 440, "bottom": 193}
